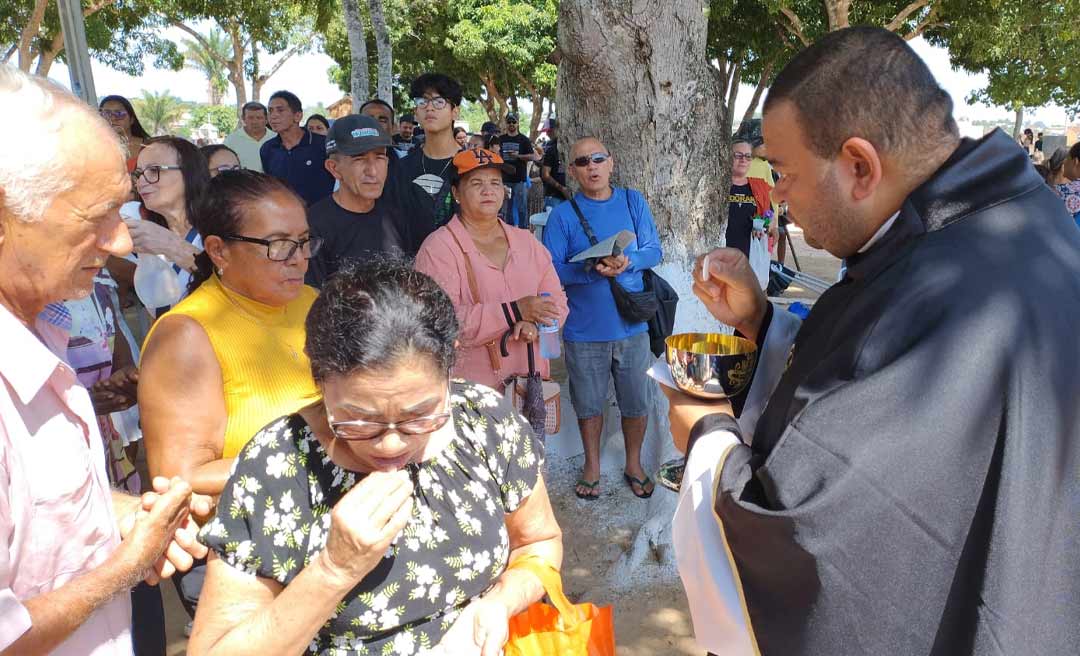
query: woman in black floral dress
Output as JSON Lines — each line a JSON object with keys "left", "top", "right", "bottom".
{"left": 187, "top": 258, "right": 563, "bottom": 656}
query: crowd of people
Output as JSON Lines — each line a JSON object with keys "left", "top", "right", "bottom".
{"left": 2, "top": 23, "right": 1079, "bottom": 656}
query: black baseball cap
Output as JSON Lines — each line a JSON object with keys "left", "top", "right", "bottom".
{"left": 506, "top": 113, "right": 519, "bottom": 123}
{"left": 326, "top": 115, "right": 392, "bottom": 156}
{"left": 400, "top": 113, "right": 417, "bottom": 124}
{"left": 481, "top": 121, "right": 499, "bottom": 135}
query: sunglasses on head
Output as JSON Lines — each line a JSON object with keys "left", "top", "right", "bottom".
{"left": 572, "top": 152, "right": 610, "bottom": 167}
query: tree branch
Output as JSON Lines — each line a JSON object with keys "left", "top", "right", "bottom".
{"left": 17, "top": 0, "right": 49, "bottom": 71}
{"left": 740, "top": 58, "right": 775, "bottom": 128}
{"left": 778, "top": 5, "right": 811, "bottom": 47}
{"left": 904, "top": 5, "right": 942, "bottom": 40}
{"left": 885, "top": 0, "right": 931, "bottom": 32}
{"left": 258, "top": 41, "right": 306, "bottom": 84}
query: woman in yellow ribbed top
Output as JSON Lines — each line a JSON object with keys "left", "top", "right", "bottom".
{"left": 139, "top": 171, "right": 323, "bottom": 503}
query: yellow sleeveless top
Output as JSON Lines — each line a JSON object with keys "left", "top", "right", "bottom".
{"left": 145, "top": 275, "right": 321, "bottom": 458}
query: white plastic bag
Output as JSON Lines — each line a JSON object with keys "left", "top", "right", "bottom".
{"left": 748, "top": 234, "right": 770, "bottom": 291}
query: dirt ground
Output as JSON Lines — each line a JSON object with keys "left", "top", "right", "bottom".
{"left": 160, "top": 229, "right": 840, "bottom": 655}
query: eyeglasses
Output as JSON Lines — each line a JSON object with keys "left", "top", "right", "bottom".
{"left": 132, "top": 165, "right": 183, "bottom": 184}
{"left": 213, "top": 164, "right": 242, "bottom": 174}
{"left": 732, "top": 153, "right": 754, "bottom": 162}
{"left": 571, "top": 152, "right": 610, "bottom": 167}
{"left": 328, "top": 390, "right": 453, "bottom": 441}
{"left": 414, "top": 96, "right": 450, "bottom": 110}
{"left": 100, "top": 109, "right": 128, "bottom": 120}
{"left": 223, "top": 234, "right": 324, "bottom": 261}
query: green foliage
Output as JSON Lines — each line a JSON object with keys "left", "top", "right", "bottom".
{"left": 927, "top": 0, "right": 1080, "bottom": 116}
{"left": 132, "top": 90, "right": 188, "bottom": 136}
{"left": 321, "top": 0, "right": 557, "bottom": 122}
{"left": 1, "top": 0, "right": 177, "bottom": 75}
{"left": 186, "top": 104, "right": 239, "bottom": 137}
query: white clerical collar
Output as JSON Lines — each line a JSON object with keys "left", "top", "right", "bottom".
{"left": 858, "top": 211, "right": 900, "bottom": 253}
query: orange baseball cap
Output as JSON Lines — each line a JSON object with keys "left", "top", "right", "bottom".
{"left": 451, "top": 148, "right": 514, "bottom": 180}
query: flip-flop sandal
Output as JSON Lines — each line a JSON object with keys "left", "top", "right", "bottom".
{"left": 623, "top": 473, "right": 655, "bottom": 499}
{"left": 574, "top": 479, "right": 600, "bottom": 500}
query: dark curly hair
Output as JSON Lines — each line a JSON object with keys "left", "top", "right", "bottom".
{"left": 305, "top": 256, "right": 459, "bottom": 383}
{"left": 188, "top": 170, "right": 303, "bottom": 292}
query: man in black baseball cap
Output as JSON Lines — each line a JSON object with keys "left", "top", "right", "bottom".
{"left": 495, "top": 112, "right": 539, "bottom": 228}
{"left": 307, "top": 115, "right": 433, "bottom": 287}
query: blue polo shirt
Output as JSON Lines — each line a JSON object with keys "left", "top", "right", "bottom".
{"left": 542, "top": 188, "right": 663, "bottom": 342}
{"left": 260, "top": 128, "right": 335, "bottom": 206}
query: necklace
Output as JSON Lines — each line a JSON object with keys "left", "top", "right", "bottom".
{"left": 217, "top": 277, "right": 301, "bottom": 360}
{"left": 421, "top": 149, "right": 454, "bottom": 179}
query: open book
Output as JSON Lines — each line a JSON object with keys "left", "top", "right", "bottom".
{"left": 569, "top": 230, "right": 636, "bottom": 263}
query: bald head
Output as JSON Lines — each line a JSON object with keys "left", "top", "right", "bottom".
{"left": 570, "top": 136, "right": 608, "bottom": 160}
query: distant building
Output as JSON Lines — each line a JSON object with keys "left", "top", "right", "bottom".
{"left": 328, "top": 96, "right": 353, "bottom": 120}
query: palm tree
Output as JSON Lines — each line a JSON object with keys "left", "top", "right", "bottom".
{"left": 182, "top": 28, "right": 231, "bottom": 105}
{"left": 133, "top": 90, "right": 187, "bottom": 136}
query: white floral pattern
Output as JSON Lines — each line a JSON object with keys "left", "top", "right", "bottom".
{"left": 199, "top": 381, "right": 542, "bottom": 655}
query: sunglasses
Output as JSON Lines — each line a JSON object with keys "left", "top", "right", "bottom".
{"left": 100, "top": 109, "right": 128, "bottom": 120}
{"left": 571, "top": 152, "right": 610, "bottom": 167}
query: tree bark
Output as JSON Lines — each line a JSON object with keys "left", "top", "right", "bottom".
{"left": 1013, "top": 105, "right": 1024, "bottom": 139}
{"left": 343, "top": 0, "right": 370, "bottom": 111}
{"left": 367, "top": 0, "right": 393, "bottom": 103}
{"left": 824, "top": 0, "right": 852, "bottom": 30}
{"left": 481, "top": 74, "right": 509, "bottom": 126}
{"left": 558, "top": 0, "right": 726, "bottom": 258}
{"left": 557, "top": 0, "right": 729, "bottom": 583}
{"left": 16, "top": 0, "right": 49, "bottom": 72}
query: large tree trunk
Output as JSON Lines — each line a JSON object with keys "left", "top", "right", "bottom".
{"left": 343, "top": 0, "right": 370, "bottom": 111}
{"left": 1013, "top": 105, "right": 1024, "bottom": 139}
{"left": 367, "top": 0, "right": 393, "bottom": 103}
{"left": 557, "top": 0, "right": 728, "bottom": 586}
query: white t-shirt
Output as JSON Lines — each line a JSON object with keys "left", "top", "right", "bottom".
{"left": 224, "top": 127, "right": 275, "bottom": 172}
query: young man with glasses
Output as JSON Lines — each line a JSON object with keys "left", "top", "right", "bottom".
{"left": 225, "top": 102, "right": 273, "bottom": 172}
{"left": 496, "top": 112, "right": 540, "bottom": 228}
{"left": 397, "top": 74, "right": 465, "bottom": 229}
{"left": 541, "top": 136, "right": 663, "bottom": 502}
{"left": 260, "top": 90, "right": 335, "bottom": 206}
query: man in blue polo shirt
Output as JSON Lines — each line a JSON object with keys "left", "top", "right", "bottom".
{"left": 542, "top": 135, "right": 663, "bottom": 501}
{"left": 260, "top": 90, "right": 335, "bottom": 205}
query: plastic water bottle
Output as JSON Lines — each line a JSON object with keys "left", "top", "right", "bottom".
{"left": 538, "top": 292, "right": 561, "bottom": 359}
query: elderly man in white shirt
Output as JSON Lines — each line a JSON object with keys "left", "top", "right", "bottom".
{"left": 0, "top": 65, "right": 208, "bottom": 656}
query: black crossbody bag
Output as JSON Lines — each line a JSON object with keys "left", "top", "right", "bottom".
{"left": 568, "top": 191, "right": 679, "bottom": 356}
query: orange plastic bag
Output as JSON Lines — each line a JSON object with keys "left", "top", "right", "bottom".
{"left": 504, "top": 556, "right": 616, "bottom": 656}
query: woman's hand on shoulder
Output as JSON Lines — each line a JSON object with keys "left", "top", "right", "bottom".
{"left": 435, "top": 596, "right": 510, "bottom": 656}
{"left": 316, "top": 470, "right": 414, "bottom": 591}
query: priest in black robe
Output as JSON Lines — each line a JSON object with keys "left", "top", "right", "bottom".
{"left": 665, "top": 27, "right": 1080, "bottom": 656}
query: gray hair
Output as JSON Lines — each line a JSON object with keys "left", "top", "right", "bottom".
{"left": 0, "top": 64, "right": 123, "bottom": 223}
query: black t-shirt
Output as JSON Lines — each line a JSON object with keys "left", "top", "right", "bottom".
{"left": 726, "top": 182, "right": 757, "bottom": 258}
{"left": 496, "top": 133, "right": 534, "bottom": 184}
{"left": 397, "top": 147, "right": 458, "bottom": 229}
{"left": 541, "top": 138, "right": 566, "bottom": 197}
{"left": 305, "top": 194, "right": 420, "bottom": 288}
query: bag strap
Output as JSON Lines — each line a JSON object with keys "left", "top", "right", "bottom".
{"left": 447, "top": 226, "right": 504, "bottom": 375}
{"left": 506, "top": 555, "right": 584, "bottom": 629}
{"left": 568, "top": 197, "right": 600, "bottom": 246}
{"left": 447, "top": 227, "right": 482, "bottom": 304}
